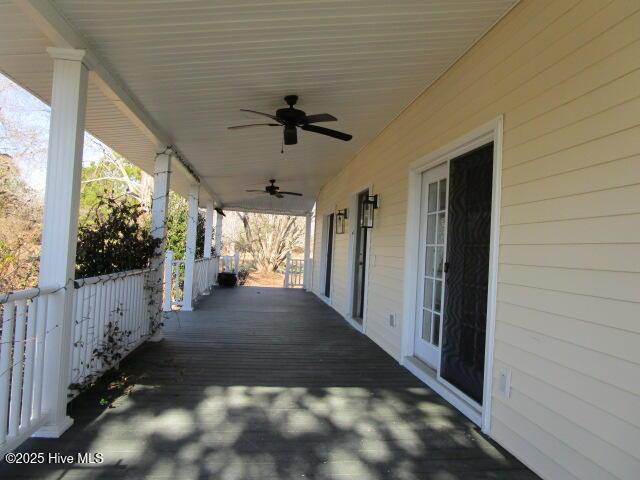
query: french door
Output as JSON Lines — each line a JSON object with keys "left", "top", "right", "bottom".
{"left": 414, "top": 163, "right": 448, "bottom": 367}
{"left": 414, "top": 143, "right": 494, "bottom": 405}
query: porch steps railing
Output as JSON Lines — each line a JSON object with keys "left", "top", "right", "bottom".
{"left": 283, "top": 254, "right": 305, "bottom": 288}
{"left": 0, "top": 287, "right": 54, "bottom": 457}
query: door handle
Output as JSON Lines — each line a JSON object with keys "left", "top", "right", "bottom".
{"left": 444, "top": 262, "right": 449, "bottom": 273}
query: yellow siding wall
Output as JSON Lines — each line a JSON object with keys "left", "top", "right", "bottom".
{"left": 311, "top": 1, "right": 640, "bottom": 479}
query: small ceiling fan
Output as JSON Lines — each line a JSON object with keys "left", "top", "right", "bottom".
{"left": 246, "top": 179, "right": 302, "bottom": 199}
{"left": 228, "top": 95, "right": 352, "bottom": 146}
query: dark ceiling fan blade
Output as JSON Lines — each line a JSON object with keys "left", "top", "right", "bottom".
{"left": 240, "top": 109, "right": 281, "bottom": 122}
{"left": 284, "top": 126, "right": 298, "bottom": 145}
{"left": 228, "top": 123, "right": 279, "bottom": 130}
{"left": 274, "top": 193, "right": 284, "bottom": 198}
{"left": 304, "top": 113, "right": 337, "bottom": 123}
{"left": 246, "top": 189, "right": 268, "bottom": 193}
{"left": 301, "top": 124, "right": 352, "bottom": 141}
{"left": 278, "top": 191, "right": 303, "bottom": 196}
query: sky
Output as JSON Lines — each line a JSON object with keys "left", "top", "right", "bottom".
{"left": 0, "top": 72, "right": 106, "bottom": 193}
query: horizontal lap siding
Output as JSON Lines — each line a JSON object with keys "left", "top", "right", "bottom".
{"left": 312, "top": 1, "right": 640, "bottom": 478}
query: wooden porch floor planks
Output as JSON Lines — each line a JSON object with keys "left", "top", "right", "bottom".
{"left": 1, "top": 287, "right": 538, "bottom": 479}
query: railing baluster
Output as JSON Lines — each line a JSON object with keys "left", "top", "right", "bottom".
{"left": 70, "top": 287, "right": 82, "bottom": 383}
{"left": 91, "top": 281, "right": 103, "bottom": 376}
{"left": 0, "top": 301, "right": 16, "bottom": 444}
{"left": 32, "top": 295, "right": 48, "bottom": 420}
{"left": 20, "top": 299, "right": 38, "bottom": 430}
{"left": 8, "top": 300, "right": 28, "bottom": 437}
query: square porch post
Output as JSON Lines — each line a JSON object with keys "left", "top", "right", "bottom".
{"left": 35, "top": 48, "right": 89, "bottom": 438}
{"left": 303, "top": 213, "right": 312, "bottom": 290}
{"left": 147, "top": 149, "right": 172, "bottom": 341}
{"left": 182, "top": 184, "right": 200, "bottom": 310}
{"left": 203, "top": 200, "right": 214, "bottom": 293}
{"left": 215, "top": 209, "right": 223, "bottom": 254}
{"left": 214, "top": 209, "right": 223, "bottom": 283}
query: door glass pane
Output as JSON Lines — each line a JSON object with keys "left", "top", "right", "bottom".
{"left": 434, "top": 247, "right": 444, "bottom": 278}
{"left": 433, "top": 313, "right": 440, "bottom": 347}
{"left": 425, "top": 246, "right": 435, "bottom": 277}
{"left": 423, "top": 278, "right": 434, "bottom": 309}
{"left": 433, "top": 279, "right": 442, "bottom": 312}
{"left": 437, "top": 212, "right": 446, "bottom": 244}
{"left": 438, "top": 179, "right": 447, "bottom": 210}
{"left": 422, "top": 310, "right": 432, "bottom": 342}
{"left": 427, "top": 182, "right": 438, "bottom": 212}
{"left": 426, "top": 214, "right": 436, "bottom": 244}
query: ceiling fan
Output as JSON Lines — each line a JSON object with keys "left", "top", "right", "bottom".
{"left": 228, "top": 95, "right": 352, "bottom": 146}
{"left": 246, "top": 179, "right": 302, "bottom": 199}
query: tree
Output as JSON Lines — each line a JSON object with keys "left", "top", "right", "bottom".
{"left": 80, "top": 139, "right": 153, "bottom": 221}
{"left": 236, "top": 213, "right": 305, "bottom": 272}
{"left": 165, "top": 192, "right": 208, "bottom": 260}
{"left": 0, "top": 154, "right": 42, "bottom": 291}
{"left": 75, "top": 195, "right": 160, "bottom": 278}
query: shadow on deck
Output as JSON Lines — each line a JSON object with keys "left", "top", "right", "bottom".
{"left": 1, "top": 287, "right": 537, "bottom": 479}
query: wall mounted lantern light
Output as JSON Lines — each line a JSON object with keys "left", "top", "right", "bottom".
{"left": 335, "top": 208, "right": 348, "bottom": 234}
{"left": 360, "top": 194, "right": 378, "bottom": 228}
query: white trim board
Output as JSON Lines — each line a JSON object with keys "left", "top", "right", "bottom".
{"left": 400, "top": 116, "right": 503, "bottom": 434}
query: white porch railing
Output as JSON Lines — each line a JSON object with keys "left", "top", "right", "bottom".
{"left": 163, "top": 251, "right": 216, "bottom": 309}
{"left": 219, "top": 253, "right": 240, "bottom": 273}
{"left": 283, "top": 254, "right": 305, "bottom": 288}
{"left": 169, "top": 258, "right": 185, "bottom": 308}
{"left": 0, "top": 287, "right": 55, "bottom": 457}
{"left": 68, "top": 269, "right": 152, "bottom": 398}
{"left": 192, "top": 258, "right": 209, "bottom": 304}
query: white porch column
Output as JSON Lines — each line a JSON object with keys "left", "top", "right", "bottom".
{"left": 203, "top": 200, "right": 214, "bottom": 293}
{"left": 303, "top": 213, "right": 312, "bottom": 290}
{"left": 147, "top": 149, "right": 172, "bottom": 341}
{"left": 36, "top": 48, "right": 89, "bottom": 438}
{"left": 182, "top": 184, "right": 200, "bottom": 310}
{"left": 204, "top": 201, "right": 214, "bottom": 258}
{"left": 214, "top": 210, "right": 223, "bottom": 255}
{"left": 213, "top": 210, "right": 223, "bottom": 284}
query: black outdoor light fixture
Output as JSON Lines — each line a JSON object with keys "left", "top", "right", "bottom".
{"left": 335, "top": 208, "right": 348, "bottom": 234}
{"left": 360, "top": 194, "right": 379, "bottom": 229}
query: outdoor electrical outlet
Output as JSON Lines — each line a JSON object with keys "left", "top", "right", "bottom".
{"left": 499, "top": 367, "right": 512, "bottom": 398}
{"left": 389, "top": 313, "right": 396, "bottom": 327}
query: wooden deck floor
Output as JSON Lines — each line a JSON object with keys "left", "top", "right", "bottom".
{"left": 2, "top": 287, "right": 538, "bottom": 479}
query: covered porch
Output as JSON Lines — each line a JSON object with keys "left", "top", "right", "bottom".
{"left": 0, "top": 287, "right": 534, "bottom": 479}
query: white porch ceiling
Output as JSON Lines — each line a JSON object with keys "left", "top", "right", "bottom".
{"left": 1, "top": 0, "right": 516, "bottom": 214}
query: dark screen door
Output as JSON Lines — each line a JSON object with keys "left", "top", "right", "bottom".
{"left": 324, "top": 213, "right": 334, "bottom": 297}
{"left": 352, "top": 190, "right": 369, "bottom": 321}
{"left": 440, "top": 143, "right": 493, "bottom": 404}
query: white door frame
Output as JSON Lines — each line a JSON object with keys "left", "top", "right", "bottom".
{"left": 318, "top": 207, "right": 337, "bottom": 305}
{"left": 400, "top": 116, "right": 503, "bottom": 434}
{"left": 344, "top": 183, "right": 374, "bottom": 334}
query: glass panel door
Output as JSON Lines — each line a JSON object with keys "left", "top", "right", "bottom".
{"left": 414, "top": 163, "right": 448, "bottom": 367}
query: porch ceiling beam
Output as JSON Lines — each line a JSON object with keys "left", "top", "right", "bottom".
{"left": 222, "top": 206, "right": 313, "bottom": 217}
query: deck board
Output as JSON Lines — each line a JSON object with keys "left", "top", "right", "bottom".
{"left": 1, "top": 287, "right": 538, "bottom": 479}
